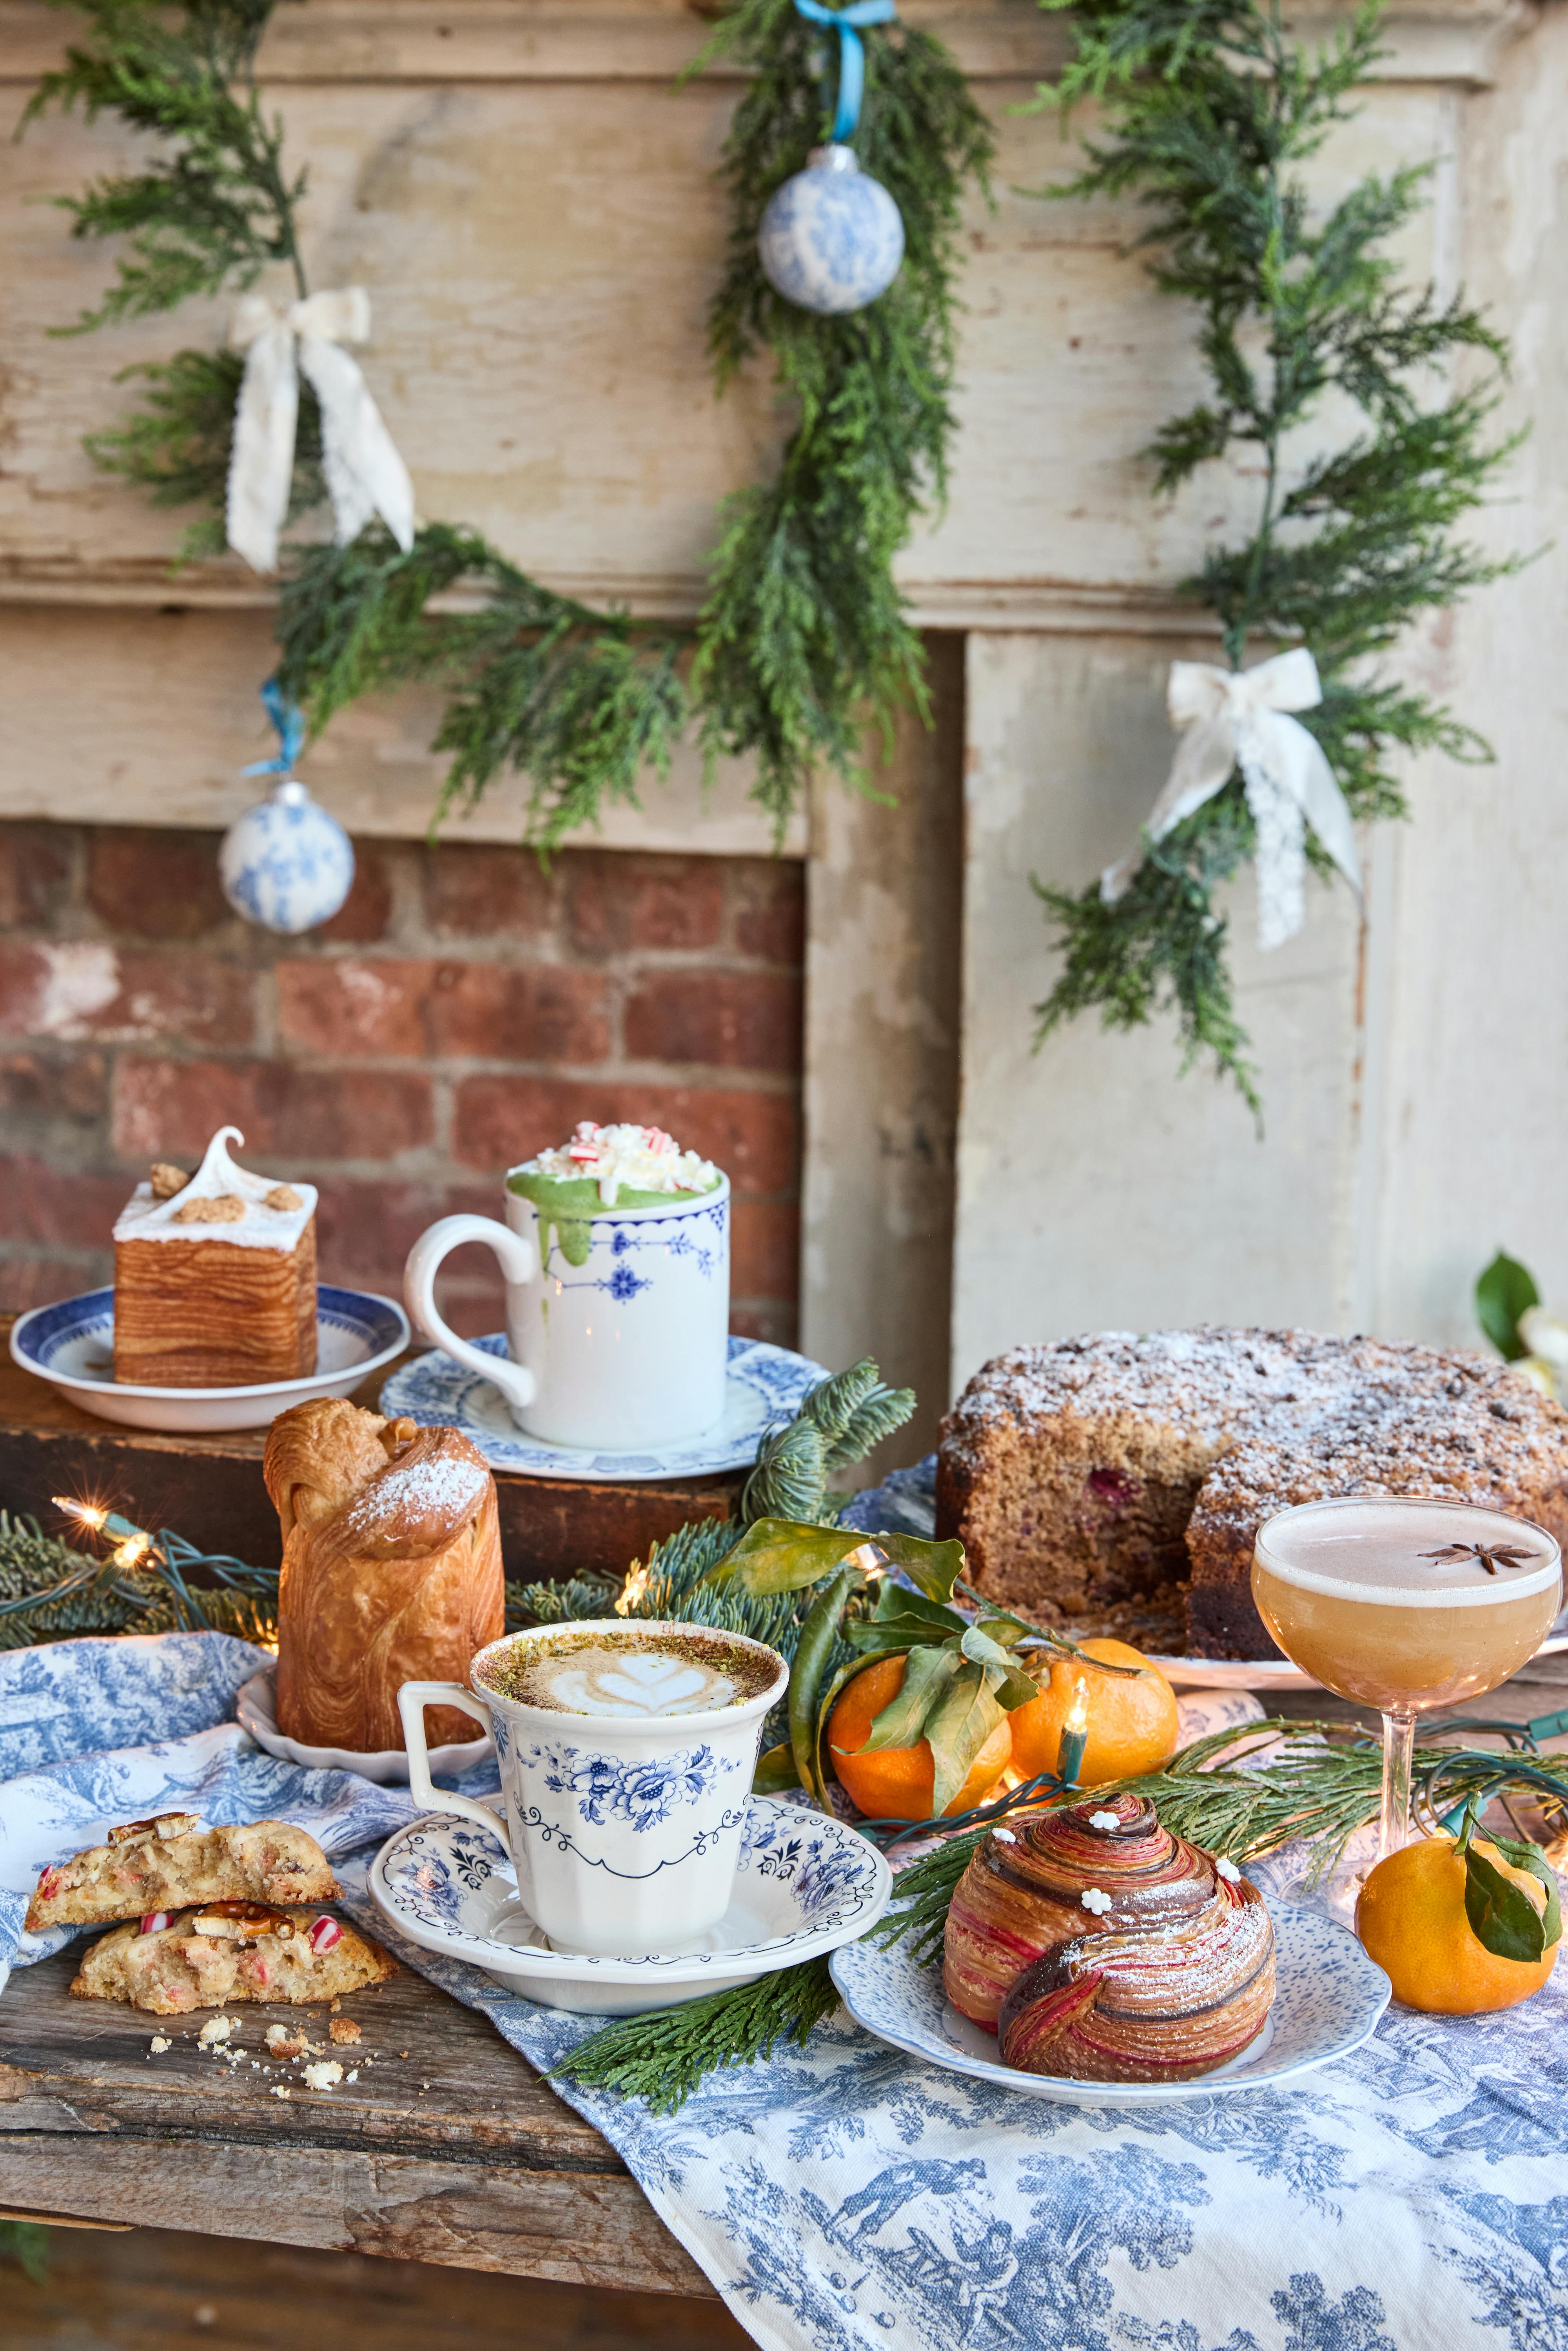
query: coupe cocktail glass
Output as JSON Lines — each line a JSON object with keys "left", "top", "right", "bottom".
{"left": 1252, "top": 1497, "right": 1562, "bottom": 1857}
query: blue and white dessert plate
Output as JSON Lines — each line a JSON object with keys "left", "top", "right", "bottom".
{"left": 369, "top": 1799, "right": 892, "bottom": 2015}
{"left": 10, "top": 1284, "right": 410, "bottom": 1433}
{"left": 378, "top": 1333, "right": 829, "bottom": 1481}
{"left": 830, "top": 1901, "right": 1390, "bottom": 2108}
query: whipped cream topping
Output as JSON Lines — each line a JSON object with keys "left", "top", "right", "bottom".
{"left": 113, "top": 1127, "right": 316, "bottom": 1253}
{"left": 514, "top": 1120, "right": 720, "bottom": 1207}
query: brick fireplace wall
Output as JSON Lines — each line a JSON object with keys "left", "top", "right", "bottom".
{"left": 0, "top": 823, "right": 804, "bottom": 1342}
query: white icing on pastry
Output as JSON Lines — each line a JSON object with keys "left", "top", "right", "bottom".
{"left": 113, "top": 1127, "right": 316, "bottom": 1252}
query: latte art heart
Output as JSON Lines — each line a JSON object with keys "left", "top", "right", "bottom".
{"left": 480, "top": 1628, "right": 781, "bottom": 1719}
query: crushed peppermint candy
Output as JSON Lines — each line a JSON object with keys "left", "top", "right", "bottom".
{"left": 308, "top": 1915, "right": 342, "bottom": 1955}
{"left": 1216, "top": 1857, "right": 1243, "bottom": 1883}
{"left": 1089, "top": 1811, "right": 1120, "bottom": 1831}
{"left": 516, "top": 1121, "right": 719, "bottom": 1206}
{"left": 139, "top": 1910, "right": 172, "bottom": 1935}
{"left": 1080, "top": 1887, "right": 1114, "bottom": 1915}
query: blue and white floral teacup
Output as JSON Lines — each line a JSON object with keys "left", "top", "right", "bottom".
{"left": 398, "top": 1621, "right": 788, "bottom": 1959}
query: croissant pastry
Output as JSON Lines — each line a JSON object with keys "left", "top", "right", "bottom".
{"left": 944, "top": 1792, "right": 1275, "bottom": 2084}
{"left": 267, "top": 1398, "right": 504, "bottom": 1753}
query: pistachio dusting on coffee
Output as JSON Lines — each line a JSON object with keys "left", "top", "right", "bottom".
{"left": 477, "top": 1627, "right": 779, "bottom": 1716}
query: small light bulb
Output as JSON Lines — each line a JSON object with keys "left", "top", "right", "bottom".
{"left": 1065, "top": 1675, "right": 1090, "bottom": 1734}
{"left": 54, "top": 1497, "right": 108, "bottom": 1529}
{"left": 615, "top": 1562, "right": 651, "bottom": 1618}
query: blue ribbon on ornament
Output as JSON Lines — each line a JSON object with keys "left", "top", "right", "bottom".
{"left": 794, "top": 0, "right": 898, "bottom": 143}
{"left": 241, "top": 676, "right": 306, "bottom": 778}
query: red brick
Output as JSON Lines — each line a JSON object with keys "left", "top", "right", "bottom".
{"left": 0, "top": 1255, "right": 109, "bottom": 1313}
{"left": 0, "top": 943, "right": 254, "bottom": 1049}
{"left": 421, "top": 843, "right": 554, "bottom": 939}
{"left": 112, "top": 1059, "right": 433, "bottom": 1162}
{"left": 0, "top": 1051, "right": 108, "bottom": 1123}
{"left": 277, "top": 960, "right": 434, "bottom": 1058}
{"left": 623, "top": 971, "right": 802, "bottom": 1074}
{"left": 0, "top": 824, "right": 74, "bottom": 929}
{"left": 0, "top": 1156, "right": 133, "bottom": 1247}
{"left": 452, "top": 1078, "right": 797, "bottom": 1189}
{"left": 731, "top": 861, "right": 806, "bottom": 964}
{"left": 315, "top": 842, "right": 395, "bottom": 944}
{"left": 566, "top": 853, "right": 723, "bottom": 954}
{"left": 428, "top": 964, "right": 610, "bottom": 1063}
{"left": 313, "top": 1177, "right": 498, "bottom": 1287}
{"left": 87, "top": 827, "right": 229, "bottom": 940}
{"left": 731, "top": 1198, "right": 799, "bottom": 1302}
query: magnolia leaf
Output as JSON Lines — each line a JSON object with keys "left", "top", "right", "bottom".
{"left": 871, "top": 1581, "right": 959, "bottom": 1630}
{"left": 1487, "top": 1834, "right": 1563, "bottom": 1948}
{"left": 974, "top": 1614, "right": 1033, "bottom": 1650}
{"left": 960, "top": 1624, "right": 1018, "bottom": 1672}
{"left": 869, "top": 1534, "right": 967, "bottom": 1606}
{"left": 704, "top": 1519, "right": 867, "bottom": 1596}
{"left": 852, "top": 1646, "right": 961, "bottom": 1756}
{"left": 924, "top": 1665, "right": 1007, "bottom": 1815}
{"left": 1475, "top": 1251, "right": 1540, "bottom": 1362}
{"left": 844, "top": 1617, "right": 953, "bottom": 1652}
{"left": 959, "top": 1624, "right": 1040, "bottom": 1708}
{"left": 752, "top": 1741, "right": 801, "bottom": 1795}
{"left": 1463, "top": 1838, "right": 1553, "bottom": 1963}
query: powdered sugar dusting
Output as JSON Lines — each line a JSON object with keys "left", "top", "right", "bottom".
{"left": 342, "top": 1443, "right": 489, "bottom": 1539}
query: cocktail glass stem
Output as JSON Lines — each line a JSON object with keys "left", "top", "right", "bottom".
{"left": 1379, "top": 1709, "right": 1416, "bottom": 1857}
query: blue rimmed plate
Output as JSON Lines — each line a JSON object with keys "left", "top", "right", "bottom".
{"left": 10, "top": 1284, "right": 410, "bottom": 1433}
{"left": 378, "top": 1332, "right": 829, "bottom": 1480}
{"left": 830, "top": 1901, "right": 1390, "bottom": 2108}
{"left": 368, "top": 1798, "right": 892, "bottom": 2015}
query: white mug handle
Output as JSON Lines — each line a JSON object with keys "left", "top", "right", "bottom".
{"left": 403, "top": 1214, "right": 538, "bottom": 1416}
{"left": 397, "top": 1680, "right": 503, "bottom": 1840}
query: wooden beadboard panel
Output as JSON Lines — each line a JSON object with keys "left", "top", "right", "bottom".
{"left": 0, "top": 78, "right": 1449, "bottom": 604}
{"left": 0, "top": 0, "right": 1532, "bottom": 87}
{"left": 0, "top": 602, "right": 807, "bottom": 854}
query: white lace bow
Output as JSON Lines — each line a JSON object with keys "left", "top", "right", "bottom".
{"left": 225, "top": 287, "right": 415, "bottom": 575}
{"left": 1102, "top": 648, "right": 1361, "bottom": 950}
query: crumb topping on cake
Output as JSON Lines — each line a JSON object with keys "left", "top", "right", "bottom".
{"left": 114, "top": 1126, "right": 316, "bottom": 1252}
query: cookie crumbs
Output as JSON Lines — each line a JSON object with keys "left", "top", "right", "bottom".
{"left": 302, "top": 2061, "right": 343, "bottom": 2092}
{"left": 270, "top": 2086, "right": 291, "bottom": 2099}
{"left": 149, "top": 2036, "right": 171, "bottom": 2055}
{"left": 329, "top": 2018, "right": 360, "bottom": 2046}
{"left": 197, "top": 2016, "right": 233, "bottom": 2046}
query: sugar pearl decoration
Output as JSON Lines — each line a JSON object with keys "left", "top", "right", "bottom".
{"left": 1216, "top": 1857, "right": 1242, "bottom": 1883}
{"left": 220, "top": 779, "right": 355, "bottom": 935}
{"left": 1080, "top": 1887, "right": 1114, "bottom": 1915}
{"left": 758, "top": 145, "right": 905, "bottom": 316}
{"left": 1089, "top": 1811, "right": 1121, "bottom": 1830}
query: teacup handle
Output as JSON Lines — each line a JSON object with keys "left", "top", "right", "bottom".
{"left": 397, "top": 1680, "right": 505, "bottom": 1842}
{"left": 403, "top": 1214, "right": 538, "bottom": 1415}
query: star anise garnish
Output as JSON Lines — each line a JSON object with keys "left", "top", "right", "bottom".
{"left": 1419, "top": 1541, "right": 1537, "bottom": 1577}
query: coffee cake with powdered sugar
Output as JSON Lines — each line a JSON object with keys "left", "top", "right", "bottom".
{"left": 936, "top": 1328, "right": 1568, "bottom": 1658}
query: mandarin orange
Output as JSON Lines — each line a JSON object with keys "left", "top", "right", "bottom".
{"left": 1005, "top": 1638, "right": 1179, "bottom": 1786}
{"left": 1355, "top": 1832, "right": 1560, "bottom": 2014}
{"left": 828, "top": 1653, "right": 1013, "bottom": 1823}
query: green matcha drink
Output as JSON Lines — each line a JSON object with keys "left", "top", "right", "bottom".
{"left": 506, "top": 1120, "right": 723, "bottom": 1268}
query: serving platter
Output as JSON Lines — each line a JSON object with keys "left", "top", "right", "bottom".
{"left": 9, "top": 1285, "right": 410, "bottom": 1433}
{"left": 379, "top": 1332, "right": 828, "bottom": 1481}
{"left": 830, "top": 1901, "right": 1391, "bottom": 2107}
{"left": 369, "top": 1798, "right": 892, "bottom": 2014}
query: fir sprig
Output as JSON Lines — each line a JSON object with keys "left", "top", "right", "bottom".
{"left": 686, "top": 0, "right": 994, "bottom": 830}
{"left": 1029, "top": 0, "right": 1521, "bottom": 1103}
{"left": 550, "top": 1954, "right": 838, "bottom": 2113}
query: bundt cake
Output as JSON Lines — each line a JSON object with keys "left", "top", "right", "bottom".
{"left": 936, "top": 1327, "right": 1568, "bottom": 1659}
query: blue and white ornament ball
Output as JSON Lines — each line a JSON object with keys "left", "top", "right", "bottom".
{"left": 759, "top": 143, "right": 905, "bottom": 316}
{"left": 220, "top": 779, "right": 356, "bottom": 935}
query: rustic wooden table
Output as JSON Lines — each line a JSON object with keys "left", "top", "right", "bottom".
{"left": 0, "top": 1946, "right": 713, "bottom": 2298}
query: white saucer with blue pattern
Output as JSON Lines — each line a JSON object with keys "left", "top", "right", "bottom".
{"left": 377, "top": 1333, "right": 829, "bottom": 1481}
{"left": 369, "top": 1797, "right": 893, "bottom": 2015}
{"left": 829, "top": 1902, "right": 1390, "bottom": 2107}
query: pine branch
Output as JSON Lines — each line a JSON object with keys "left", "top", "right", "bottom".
{"left": 1027, "top": 0, "right": 1521, "bottom": 1105}
{"left": 550, "top": 1955, "right": 838, "bottom": 2112}
{"left": 688, "top": 0, "right": 993, "bottom": 831}
{"left": 274, "top": 525, "right": 689, "bottom": 851}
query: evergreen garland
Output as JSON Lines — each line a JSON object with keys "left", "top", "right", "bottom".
{"left": 686, "top": 2, "right": 994, "bottom": 829}
{"left": 1027, "top": 0, "right": 1520, "bottom": 1109}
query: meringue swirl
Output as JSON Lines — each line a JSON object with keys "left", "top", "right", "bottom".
{"left": 943, "top": 1791, "right": 1276, "bottom": 2084}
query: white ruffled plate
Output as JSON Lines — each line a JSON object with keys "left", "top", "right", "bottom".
{"left": 368, "top": 1799, "right": 892, "bottom": 2014}
{"left": 377, "top": 1333, "right": 828, "bottom": 1481}
{"left": 236, "top": 1663, "right": 493, "bottom": 1785}
{"left": 830, "top": 1900, "right": 1390, "bottom": 2108}
{"left": 10, "top": 1284, "right": 410, "bottom": 1433}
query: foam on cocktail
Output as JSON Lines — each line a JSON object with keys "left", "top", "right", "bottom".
{"left": 1256, "top": 1499, "right": 1561, "bottom": 1609}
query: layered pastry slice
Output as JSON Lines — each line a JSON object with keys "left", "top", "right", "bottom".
{"left": 944, "top": 1792, "right": 1275, "bottom": 2083}
{"left": 113, "top": 1124, "right": 318, "bottom": 1387}
{"left": 25, "top": 1815, "right": 338, "bottom": 1933}
{"left": 72, "top": 1903, "right": 396, "bottom": 2014}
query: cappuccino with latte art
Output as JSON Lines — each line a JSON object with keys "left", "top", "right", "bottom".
{"left": 476, "top": 1626, "right": 781, "bottom": 1719}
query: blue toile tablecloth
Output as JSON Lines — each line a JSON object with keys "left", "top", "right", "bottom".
{"left": 2, "top": 1624, "right": 1566, "bottom": 2351}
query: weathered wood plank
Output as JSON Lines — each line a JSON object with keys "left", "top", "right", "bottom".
{"left": 0, "top": 1947, "right": 715, "bottom": 2295}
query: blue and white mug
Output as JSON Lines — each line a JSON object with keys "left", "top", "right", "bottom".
{"left": 398, "top": 1621, "right": 788, "bottom": 1957}
{"left": 403, "top": 1174, "right": 730, "bottom": 1450}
